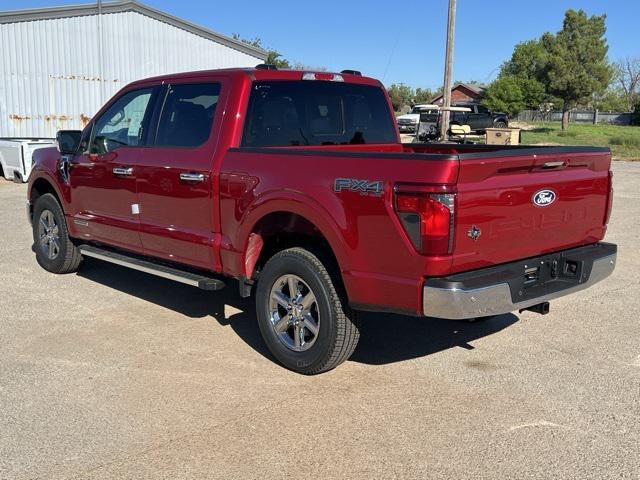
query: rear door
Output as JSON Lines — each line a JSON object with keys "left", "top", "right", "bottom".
{"left": 136, "top": 80, "right": 224, "bottom": 270}
{"left": 451, "top": 148, "right": 611, "bottom": 273}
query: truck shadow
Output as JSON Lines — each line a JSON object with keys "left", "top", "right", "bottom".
{"left": 77, "top": 258, "right": 519, "bottom": 367}
{"left": 350, "top": 312, "right": 518, "bottom": 365}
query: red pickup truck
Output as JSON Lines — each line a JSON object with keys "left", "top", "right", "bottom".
{"left": 27, "top": 66, "right": 617, "bottom": 374}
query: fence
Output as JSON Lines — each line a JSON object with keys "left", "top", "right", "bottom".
{"left": 515, "top": 109, "right": 633, "bottom": 125}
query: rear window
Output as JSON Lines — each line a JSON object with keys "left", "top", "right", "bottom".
{"left": 155, "top": 83, "right": 220, "bottom": 148}
{"left": 242, "top": 81, "right": 396, "bottom": 147}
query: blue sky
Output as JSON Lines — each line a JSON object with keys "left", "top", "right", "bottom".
{"left": 2, "top": 0, "right": 638, "bottom": 89}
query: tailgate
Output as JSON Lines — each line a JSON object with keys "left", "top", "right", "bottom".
{"left": 452, "top": 148, "right": 611, "bottom": 273}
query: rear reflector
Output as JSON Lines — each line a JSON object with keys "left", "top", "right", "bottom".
{"left": 302, "top": 72, "right": 345, "bottom": 82}
{"left": 394, "top": 190, "right": 455, "bottom": 256}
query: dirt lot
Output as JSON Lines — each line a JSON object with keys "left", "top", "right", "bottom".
{"left": 0, "top": 164, "right": 638, "bottom": 479}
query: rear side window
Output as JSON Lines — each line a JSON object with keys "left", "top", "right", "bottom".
{"left": 155, "top": 83, "right": 221, "bottom": 147}
{"left": 242, "top": 81, "right": 396, "bottom": 147}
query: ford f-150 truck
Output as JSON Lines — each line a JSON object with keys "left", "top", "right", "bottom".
{"left": 27, "top": 66, "right": 617, "bottom": 374}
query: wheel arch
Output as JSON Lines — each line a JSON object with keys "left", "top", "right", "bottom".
{"left": 29, "top": 175, "right": 66, "bottom": 223}
{"left": 237, "top": 201, "right": 352, "bottom": 302}
{"left": 249, "top": 211, "right": 342, "bottom": 274}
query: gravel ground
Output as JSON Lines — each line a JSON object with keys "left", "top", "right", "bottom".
{"left": 0, "top": 163, "right": 638, "bottom": 479}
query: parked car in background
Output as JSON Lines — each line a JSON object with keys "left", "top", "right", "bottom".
{"left": 27, "top": 66, "right": 616, "bottom": 374}
{"left": 451, "top": 104, "right": 508, "bottom": 132}
{"left": 396, "top": 104, "right": 438, "bottom": 133}
{"left": 415, "top": 105, "right": 472, "bottom": 142}
{"left": 0, "top": 139, "right": 56, "bottom": 182}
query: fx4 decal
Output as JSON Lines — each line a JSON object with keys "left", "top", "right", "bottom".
{"left": 334, "top": 178, "right": 384, "bottom": 196}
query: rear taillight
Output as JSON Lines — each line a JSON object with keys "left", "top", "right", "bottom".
{"left": 604, "top": 170, "right": 614, "bottom": 225}
{"left": 394, "top": 187, "right": 455, "bottom": 256}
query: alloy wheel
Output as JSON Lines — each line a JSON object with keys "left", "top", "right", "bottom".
{"left": 268, "top": 274, "right": 320, "bottom": 352}
{"left": 38, "top": 209, "right": 60, "bottom": 260}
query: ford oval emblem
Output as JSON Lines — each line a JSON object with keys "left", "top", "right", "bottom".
{"left": 533, "top": 189, "right": 557, "bottom": 207}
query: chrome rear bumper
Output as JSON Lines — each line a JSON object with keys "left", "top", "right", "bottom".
{"left": 423, "top": 243, "right": 616, "bottom": 319}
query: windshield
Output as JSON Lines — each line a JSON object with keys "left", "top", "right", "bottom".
{"left": 242, "top": 81, "right": 397, "bottom": 147}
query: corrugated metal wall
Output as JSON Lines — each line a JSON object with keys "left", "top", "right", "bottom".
{"left": 0, "top": 11, "right": 262, "bottom": 137}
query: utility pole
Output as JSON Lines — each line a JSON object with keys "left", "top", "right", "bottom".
{"left": 97, "top": 0, "right": 105, "bottom": 103}
{"left": 439, "top": 0, "right": 457, "bottom": 141}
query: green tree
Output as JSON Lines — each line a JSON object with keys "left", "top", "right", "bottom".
{"left": 501, "top": 40, "right": 549, "bottom": 108}
{"left": 483, "top": 76, "right": 526, "bottom": 116}
{"left": 483, "top": 39, "right": 551, "bottom": 114}
{"left": 232, "top": 34, "right": 292, "bottom": 69}
{"left": 614, "top": 57, "right": 640, "bottom": 111}
{"left": 413, "top": 87, "right": 438, "bottom": 105}
{"left": 387, "top": 83, "right": 414, "bottom": 112}
{"left": 542, "top": 10, "right": 613, "bottom": 130}
{"left": 453, "top": 79, "right": 484, "bottom": 89}
{"left": 265, "top": 51, "right": 291, "bottom": 69}
{"left": 502, "top": 40, "right": 547, "bottom": 78}
{"left": 593, "top": 87, "right": 630, "bottom": 112}
{"left": 232, "top": 34, "right": 263, "bottom": 49}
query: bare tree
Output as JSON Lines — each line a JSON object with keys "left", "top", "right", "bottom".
{"left": 614, "top": 57, "right": 640, "bottom": 110}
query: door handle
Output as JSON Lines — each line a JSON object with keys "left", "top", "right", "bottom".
{"left": 542, "top": 161, "right": 566, "bottom": 169}
{"left": 179, "top": 173, "right": 206, "bottom": 183}
{"left": 113, "top": 167, "right": 134, "bottom": 176}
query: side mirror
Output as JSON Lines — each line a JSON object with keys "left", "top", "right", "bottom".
{"left": 56, "top": 130, "right": 82, "bottom": 155}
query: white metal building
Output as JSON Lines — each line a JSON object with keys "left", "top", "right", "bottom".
{"left": 0, "top": 0, "right": 267, "bottom": 138}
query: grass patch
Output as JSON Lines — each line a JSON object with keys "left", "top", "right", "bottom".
{"left": 609, "top": 136, "right": 640, "bottom": 147}
{"left": 520, "top": 122, "right": 640, "bottom": 160}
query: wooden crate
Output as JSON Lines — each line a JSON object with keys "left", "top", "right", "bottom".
{"left": 485, "top": 128, "right": 521, "bottom": 145}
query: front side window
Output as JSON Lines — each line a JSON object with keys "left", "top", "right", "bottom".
{"left": 242, "top": 81, "right": 396, "bottom": 147}
{"left": 91, "top": 88, "right": 154, "bottom": 154}
{"left": 154, "top": 83, "right": 221, "bottom": 148}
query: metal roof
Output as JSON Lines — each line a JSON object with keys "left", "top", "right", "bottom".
{"left": 0, "top": 0, "right": 267, "bottom": 60}
{"left": 430, "top": 83, "right": 487, "bottom": 104}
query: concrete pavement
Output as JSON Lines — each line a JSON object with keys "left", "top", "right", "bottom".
{"left": 0, "top": 163, "right": 638, "bottom": 479}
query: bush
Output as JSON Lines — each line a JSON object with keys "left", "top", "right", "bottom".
{"left": 609, "top": 136, "right": 640, "bottom": 146}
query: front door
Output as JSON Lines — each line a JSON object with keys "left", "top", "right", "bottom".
{"left": 69, "top": 87, "right": 157, "bottom": 252}
{"left": 136, "top": 81, "right": 223, "bottom": 270}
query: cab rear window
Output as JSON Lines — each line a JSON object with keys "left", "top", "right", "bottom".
{"left": 242, "top": 81, "right": 396, "bottom": 147}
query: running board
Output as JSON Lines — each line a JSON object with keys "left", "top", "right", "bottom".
{"left": 78, "top": 245, "right": 226, "bottom": 291}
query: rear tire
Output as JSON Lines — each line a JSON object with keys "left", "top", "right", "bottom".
{"left": 255, "top": 247, "right": 360, "bottom": 374}
{"left": 32, "top": 193, "right": 83, "bottom": 274}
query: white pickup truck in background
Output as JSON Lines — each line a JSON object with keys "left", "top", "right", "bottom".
{"left": 0, "top": 138, "right": 57, "bottom": 182}
{"left": 396, "top": 104, "right": 439, "bottom": 133}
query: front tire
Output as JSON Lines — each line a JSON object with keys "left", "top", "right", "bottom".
{"left": 32, "top": 193, "right": 83, "bottom": 274}
{"left": 494, "top": 120, "right": 508, "bottom": 128}
{"left": 255, "top": 247, "right": 360, "bottom": 374}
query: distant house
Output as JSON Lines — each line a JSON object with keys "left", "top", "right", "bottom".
{"left": 431, "top": 83, "right": 486, "bottom": 105}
